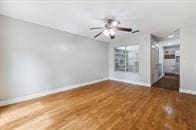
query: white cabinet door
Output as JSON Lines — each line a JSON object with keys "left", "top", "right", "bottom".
{"left": 164, "top": 59, "right": 175, "bottom": 73}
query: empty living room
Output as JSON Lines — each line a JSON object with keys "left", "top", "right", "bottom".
{"left": 0, "top": 0, "right": 196, "bottom": 130}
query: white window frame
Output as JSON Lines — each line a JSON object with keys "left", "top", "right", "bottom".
{"left": 114, "top": 44, "right": 139, "bottom": 73}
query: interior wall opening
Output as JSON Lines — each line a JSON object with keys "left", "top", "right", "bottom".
{"left": 151, "top": 29, "right": 180, "bottom": 91}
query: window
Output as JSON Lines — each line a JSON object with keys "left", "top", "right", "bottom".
{"left": 114, "top": 45, "right": 139, "bottom": 72}
{"left": 114, "top": 46, "right": 126, "bottom": 71}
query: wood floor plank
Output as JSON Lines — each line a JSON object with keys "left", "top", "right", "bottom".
{"left": 152, "top": 74, "right": 180, "bottom": 91}
{"left": 0, "top": 80, "right": 196, "bottom": 130}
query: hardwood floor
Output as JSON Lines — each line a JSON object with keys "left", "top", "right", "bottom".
{"left": 152, "top": 74, "right": 180, "bottom": 91}
{"left": 0, "top": 80, "right": 196, "bottom": 130}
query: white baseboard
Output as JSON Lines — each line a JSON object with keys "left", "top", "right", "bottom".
{"left": 109, "top": 77, "right": 151, "bottom": 87}
{"left": 0, "top": 78, "right": 108, "bottom": 107}
{"left": 179, "top": 89, "right": 196, "bottom": 95}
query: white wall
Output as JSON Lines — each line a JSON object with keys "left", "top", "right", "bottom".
{"left": 109, "top": 33, "right": 151, "bottom": 86}
{"left": 180, "top": 17, "right": 196, "bottom": 93}
{"left": 0, "top": 15, "right": 109, "bottom": 101}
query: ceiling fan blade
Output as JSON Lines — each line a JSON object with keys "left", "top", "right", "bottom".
{"left": 132, "top": 30, "right": 140, "bottom": 33}
{"left": 94, "top": 31, "right": 103, "bottom": 38}
{"left": 116, "top": 27, "right": 132, "bottom": 32}
{"left": 90, "top": 27, "right": 104, "bottom": 30}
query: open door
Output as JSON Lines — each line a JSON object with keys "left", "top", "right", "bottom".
{"left": 151, "top": 45, "right": 159, "bottom": 84}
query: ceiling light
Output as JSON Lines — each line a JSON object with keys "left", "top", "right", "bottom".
{"left": 109, "top": 29, "right": 116, "bottom": 36}
{"left": 103, "top": 30, "right": 110, "bottom": 37}
{"left": 155, "top": 44, "right": 159, "bottom": 47}
{"left": 168, "top": 34, "right": 174, "bottom": 38}
{"left": 111, "top": 21, "right": 119, "bottom": 26}
{"left": 168, "top": 42, "right": 173, "bottom": 45}
{"left": 103, "top": 29, "right": 116, "bottom": 37}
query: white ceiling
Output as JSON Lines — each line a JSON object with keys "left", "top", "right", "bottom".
{"left": 0, "top": 0, "right": 195, "bottom": 43}
{"left": 154, "top": 28, "right": 180, "bottom": 42}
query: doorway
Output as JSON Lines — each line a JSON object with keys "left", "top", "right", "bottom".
{"left": 151, "top": 29, "right": 180, "bottom": 91}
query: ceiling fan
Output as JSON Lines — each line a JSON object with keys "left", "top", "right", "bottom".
{"left": 90, "top": 18, "right": 139, "bottom": 39}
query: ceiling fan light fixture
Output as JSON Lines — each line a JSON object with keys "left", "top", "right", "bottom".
{"left": 109, "top": 29, "right": 116, "bottom": 39}
{"left": 111, "top": 20, "right": 119, "bottom": 26}
{"left": 90, "top": 18, "right": 133, "bottom": 39}
{"left": 103, "top": 30, "right": 110, "bottom": 37}
{"left": 109, "top": 29, "right": 116, "bottom": 36}
{"left": 103, "top": 29, "right": 116, "bottom": 37}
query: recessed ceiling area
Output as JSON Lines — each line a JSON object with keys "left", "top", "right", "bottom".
{"left": 152, "top": 28, "right": 180, "bottom": 42}
{"left": 0, "top": 0, "right": 195, "bottom": 43}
